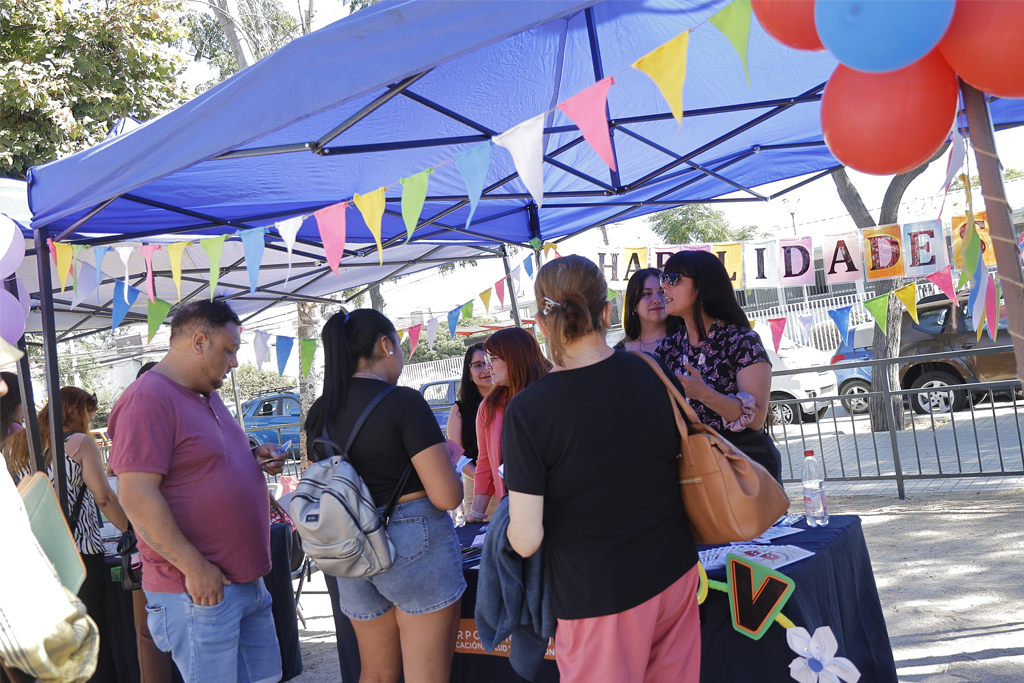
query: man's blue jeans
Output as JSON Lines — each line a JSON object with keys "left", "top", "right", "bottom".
{"left": 145, "top": 579, "right": 282, "bottom": 683}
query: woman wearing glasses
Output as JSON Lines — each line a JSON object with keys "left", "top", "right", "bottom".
{"left": 465, "top": 328, "right": 551, "bottom": 523}
{"left": 446, "top": 343, "right": 496, "bottom": 515}
{"left": 657, "top": 250, "right": 782, "bottom": 481}
{"left": 504, "top": 255, "right": 700, "bottom": 683}
{"left": 613, "top": 268, "right": 680, "bottom": 352}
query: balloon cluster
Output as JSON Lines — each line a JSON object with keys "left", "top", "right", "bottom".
{"left": 752, "top": 0, "right": 1024, "bottom": 175}
{"left": 0, "top": 216, "right": 30, "bottom": 347}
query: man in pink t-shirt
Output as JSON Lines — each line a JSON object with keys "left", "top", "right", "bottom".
{"left": 109, "top": 301, "right": 287, "bottom": 683}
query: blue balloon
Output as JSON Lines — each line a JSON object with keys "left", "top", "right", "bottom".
{"left": 815, "top": 0, "right": 955, "bottom": 73}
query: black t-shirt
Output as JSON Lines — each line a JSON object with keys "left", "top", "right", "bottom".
{"left": 503, "top": 350, "right": 698, "bottom": 620}
{"left": 305, "top": 378, "right": 445, "bottom": 507}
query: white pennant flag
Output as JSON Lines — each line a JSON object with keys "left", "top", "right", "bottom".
{"left": 277, "top": 217, "right": 304, "bottom": 283}
{"left": 426, "top": 317, "right": 440, "bottom": 351}
{"left": 510, "top": 264, "right": 522, "bottom": 289}
{"left": 797, "top": 314, "right": 816, "bottom": 341}
{"left": 71, "top": 262, "right": 98, "bottom": 310}
{"left": 971, "top": 265, "right": 989, "bottom": 336}
{"left": 493, "top": 114, "right": 545, "bottom": 208}
{"left": 254, "top": 330, "right": 271, "bottom": 371}
{"left": 116, "top": 246, "right": 134, "bottom": 303}
{"left": 940, "top": 125, "right": 968, "bottom": 194}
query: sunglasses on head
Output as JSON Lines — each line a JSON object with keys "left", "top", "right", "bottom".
{"left": 660, "top": 272, "right": 685, "bottom": 287}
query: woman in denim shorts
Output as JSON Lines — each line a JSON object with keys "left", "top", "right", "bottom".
{"left": 305, "top": 309, "right": 466, "bottom": 683}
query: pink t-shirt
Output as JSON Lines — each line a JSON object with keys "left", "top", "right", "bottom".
{"left": 108, "top": 371, "right": 270, "bottom": 593}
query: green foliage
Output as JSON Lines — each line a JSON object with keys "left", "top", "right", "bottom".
{"left": 647, "top": 204, "right": 761, "bottom": 244}
{"left": 233, "top": 362, "right": 296, "bottom": 402}
{"left": 949, "top": 168, "right": 1023, "bottom": 191}
{"left": 0, "top": 0, "right": 189, "bottom": 178}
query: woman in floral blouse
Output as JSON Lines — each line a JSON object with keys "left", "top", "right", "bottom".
{"left": 655, "top": 250, "right": 783, "bottom": 482}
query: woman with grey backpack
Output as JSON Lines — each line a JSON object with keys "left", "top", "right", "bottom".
{"left": 301, "top": 309, "right": 464, "bottom": 683}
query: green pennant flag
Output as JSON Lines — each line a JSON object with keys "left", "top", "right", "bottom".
{"left": 299, "top": 338, "right": 317, "bottom": 378}
{"left": 607, "top": 287, "right": 618, "bottom": 302}
{"left": 528, "top": 237, "right": 543, "bottom": 251}
{"left": 147, "top": 298, "right": 172, "bottom": 343}
{"left": 863, "top": 293, "right": 890, "bottom": 334}
{"left": 709, "top": 0, "right": 752, "bottom": 85}
{"left": 400, "top": 168, "right": 432, "bottom": 243}
{"left": 461, "top": 300, "right": 474, "bottom": 320}
{"left": 71, "top": 244, "right": 87, "bottom": 290}
{"left": 200, "top": 235, "right": 228, "bottom": 300}
{"left": 959, "top": 177, "right": 980, "bottom": 289}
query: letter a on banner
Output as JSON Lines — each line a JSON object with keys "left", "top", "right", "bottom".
{"left": 822, "top": 232, "right": 862, "bottom": 284}
{"left": 778, "top": 237, "right": 815, "bottom": 286}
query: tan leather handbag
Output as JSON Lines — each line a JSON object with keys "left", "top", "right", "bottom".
{"left": 632, "top": 352, "right": 791, "bottom": 545}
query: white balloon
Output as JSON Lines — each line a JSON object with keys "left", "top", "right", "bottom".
{"left": 0, "top": 215, "right": 26, "bottom": 280}
{"left": 0, "top": 289, "right": 26, "bottom": 345}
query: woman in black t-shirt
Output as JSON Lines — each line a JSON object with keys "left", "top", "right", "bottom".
{"left": 504, "top": 256, "right": 700, "bottom": 683}
{"left": 446, "top": 343, "right": 494, "bottom": 514}
{"left": 305, "top": 309, "right": 465, "bottom": 683}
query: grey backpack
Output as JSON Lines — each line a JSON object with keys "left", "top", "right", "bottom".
{"left": 290, "top": 386, "right": 413, "bottom": 578}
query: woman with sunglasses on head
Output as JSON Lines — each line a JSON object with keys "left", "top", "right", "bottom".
{"left": 656, "top": 250, "right": 782, "bottom": 482}
{"left": 465, "top": 328, "right": 551, "bottom": 524}
{"left": 613, "top": 268, "right": 680, "bottom": 352}
{"left": 446, "top": 343, "right": 496, "bottom": 515}
{"left": 503, "top": 255, "right": 700, "bottom": 683}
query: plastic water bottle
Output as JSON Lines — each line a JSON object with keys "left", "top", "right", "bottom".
{"left": 801, "top": 450, "right": 829, "bottom": 527}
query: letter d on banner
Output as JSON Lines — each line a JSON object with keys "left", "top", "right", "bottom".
{"left": 778, "top": 237, "right": 814, "bottom": 286}
{"left": 864, "top": 225, "right": 905, "bottom": 280}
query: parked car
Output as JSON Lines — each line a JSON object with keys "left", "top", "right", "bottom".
{"left": 419, "top": 378, "right": 461, "bottom": 431}
{"left": 240, "top": 390, "right": 302, "bottom": 457}
{"left": 830, "top": 323, "right": 874, "bottom": 415}
{"left": 754, "top": 329, "right": 839, "bottom": 426}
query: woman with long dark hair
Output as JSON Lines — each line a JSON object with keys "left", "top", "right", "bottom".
{"left": 446, "top": 343, "right": 495, "bottom": 514}
{"left": 504, "top": 255, "right": 700, "bottom": 682}
{"left": 614, "top": 268, "right": 680, "bottom": 352}
{"left": 465, "top": 328, "right": 551, "bottom": 523}
{"left": 304, "top": 309, "right": 464, "bottom": 683}
{"left": 656, "top": 249, "right": 782, "bottom": 481}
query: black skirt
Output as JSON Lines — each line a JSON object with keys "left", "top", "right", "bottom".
{"left": 722, "top": 427, "right": 783, "bottom": 484}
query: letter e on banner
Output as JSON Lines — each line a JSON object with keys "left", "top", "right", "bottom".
{"left": 778, "top": 236, "right": 815, "bottom": 286}
{"left": 864, "top": 224, "right": 905, "bottom": 280}
{"left": 902, "top": 219, "right": 947, "bottom": 278}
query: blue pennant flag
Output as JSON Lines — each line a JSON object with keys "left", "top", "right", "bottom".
{"left": 827, "top": 305, "right": 852, "bottom": 348}
{"left": 112, "top": 281, "right": 141, "bottom": 329}
{"left": 967, "top": 251, "right": 985, "bottom": 317}
{"left": 455, "top": 142, "right": 491, "bottom": 229}
{"left": 276, "top": 336, "right": 294, "bottom": 376}
{"left": 447, "top": 307, "right": 461, "bottom": 339}
{"left": 524, "top": 255, "right": 534, "bottom": 278}
{"left": 238, "top": 227, "right": 266, "bottom": 294}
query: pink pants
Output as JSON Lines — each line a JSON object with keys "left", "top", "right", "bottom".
{"left": 554, "top": 565, "right": 701, "bottom": 683}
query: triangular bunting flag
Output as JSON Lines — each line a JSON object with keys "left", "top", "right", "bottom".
{"left": 557, "top": 77, "right": 617, "bottom": 171}
{"left": 200, "top": 235, "right": 228, "bottom": 301}
{"left": 455, "top": 142, "right": 492, "bottom": 229}
{"left": 985, "top": 275, "right": 998, "bottom": 342}
{"left": 408, "top": 324, "right": 422, "bottom": 360}
{"left": 139, "top": 244, "right": 161, "bottom": 302}
{"left": 254, "top": 330, "right": 271, "bottom": 371}
{"left": 970, "top": 255, "right": 988, "bottom": 340}
{"left": 147, "top": 298, "right": 171, "bottom": 343}
{"left": 353, "top": 187, "right": 387, "bottom": 265}
{"left": 276, "top": 336, "right": 294, "bottom": 377}
{"left": 926, "top": 265, "right": 958, "bottom": 307}
{"left": 607, "top": 287, "right": 618, "bottom": 302}
{"left": 71, "top": 244, "right": 86, "bottom": 290}
{"left": 509, "top": 264, "right": 522, "bottom": 288}
{"left": 71, "top": 262, "right": 98, "bottom": 310}
{"left": 116, "top": 246, "right": 134, "bottom": 303}
{"left": 397, "top": 328, "right": 408, "bottom": 345}
{"left": 709, "top": 0, "right": 752, "bottom": 85}
{"left": 276, "top": 216, "right": 304, "bottom": 283}
{"left": 827, "top": 306, "right": 852, "bottom": 347}
{"left": 495, "top": 278, "right": 506, "bottom": 309}
{"left": 543, "top": 242, "right": 558, "bottom": 259}
{"left": 633, "top": 31, "right": 690, "bottom": 127}
{"left": 447, "top": 307, "right": 461, "bottom": 339}
{"left": 400, "top": 169, "right": 432, "bottom": 243}
{"left": 939, "top": 126, "right": 967, "bottom": 193}
{"left": 167, "top": 241, "right": 189, "bottom": 301}
{"left": 426, "top": 317, "right": 440, "bottom": 351}
{"left": 893, "top": 283, "right": 920, "bottom": 323}
{"left": 493, "top": 114, "right": 546, "bottom": 208}
{"left": 94, "top": 246, "right": 111, "bottom": 303}
{"left": 797, "top": 314, "right": 816, "bottom": 340}
{"left": 863, "top": 294, "right": 890, "bottom": 335}
{"left": 314, "top": 202, "right": 347, "bottom": 275}
{"left": 524, "top": 255, "right": 534, "bottom": 278}
{"left": 238, "top": 227, "right": 266, "bottom": 293}
{"left": 299, "top": 338, "right": 317, "bottom": 378}
{"left": 767, "top": 317, "right": 787, "bottom": 353}
{"left": 46, "top": 238, "right": 57, "bottom": 266}
{"left": 461, "top": 300, "right": 474, "bottom": 320}
{"left": 528, "top": 237, "right": 543, "bottom": 251}
{"left": 479, "top": 288, "right": 492, "bottom": 313}
{"left": 112, "top": 281, "right": 141, "bottom": 330}
{"left": 54, "top": 242, "right": 74, "bottom": 293}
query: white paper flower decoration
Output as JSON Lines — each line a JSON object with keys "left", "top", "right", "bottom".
{"left": 787, "top": 626, "right": 861, "bottom": 683}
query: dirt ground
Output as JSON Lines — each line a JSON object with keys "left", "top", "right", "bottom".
{"left": 289, "top": 489, "right": 1024, "bottom": 682}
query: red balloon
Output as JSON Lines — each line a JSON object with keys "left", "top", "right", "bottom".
{"left": 821, "top": 50, "right": 959, "bottom": 176}
{"left": 939, "top": 0, "right": 1024, "bottom": 98}
{"left": 751, "top": 0, "right": 824, "bottom": 52}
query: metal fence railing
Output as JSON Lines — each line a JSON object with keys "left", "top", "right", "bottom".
{"left": 398, "top": 357, "right": 463, "bottom": 388}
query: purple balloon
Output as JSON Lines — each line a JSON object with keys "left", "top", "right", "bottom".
{"left": 16, "top": 278, "right": 31, "bottom": 317}
{"left": 0, "top": 215, "right": 26, "bottom": 280}
{"left": 0, "top": 289, "right": 26, "bottom": 345}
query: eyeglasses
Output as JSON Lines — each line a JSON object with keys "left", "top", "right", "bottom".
{"left": 469, "top": 361, "right": 487, "bottom": 371}
{"left": 484, "top": 352, "right": 501, "bottom": 366}
{"left": 660, "top": 272, "right": 685, "bottom": 287}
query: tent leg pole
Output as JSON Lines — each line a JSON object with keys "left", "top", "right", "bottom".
{"left": 500, "top": 246, "right": 523, "bottom": 328}
{"left": 33, "top": 227, "right": 68, "bottom": 514}
{"left": 3, "top": 277, "right": 43, "bottom": 473}
{"left": 230, "top": 367, "right": 245, "bottom": 430}
{"left": 961, "top": 80, "right": 1024, "bottom": 378}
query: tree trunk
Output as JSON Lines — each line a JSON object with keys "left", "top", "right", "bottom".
{"left": 369, "top": 284, "right": 385, "bottom": 313}
{"left": 296, "top": 301, "right": 324, "bottom": 472}
{"left": 211, "top": 0, "right": 256, "bottom": 69}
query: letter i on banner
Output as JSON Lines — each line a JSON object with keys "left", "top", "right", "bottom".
{"left": 863, "top": 225, "right": 905, "bottom": 280}
{"left": 743, "top": 240, "right": 779, "bottom": 288}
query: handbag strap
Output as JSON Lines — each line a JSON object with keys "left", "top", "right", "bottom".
{"left": 630, "top": 351, "right": 702, "bottom": 427}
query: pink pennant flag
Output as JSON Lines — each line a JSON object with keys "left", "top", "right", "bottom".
{"left": 985, "top": 275, "right": 999, "bottom": 342}
{"left": 47, "top": 238, "right": 57, "bottom": 265}
{"left": 557, "top": 77, "right": 616, "bottom": 171}
{"left": 408, "top": 324, "right": 422, "bottom": 360}
{"left": 315, "top": 202, "right": 348, "bottom": 275}
{"left": 767, "top": 317, "right": 787, "bottom": 353}
{"left": 926, "top": 265, "right": 959, "bottom": 307}
{"left": 495, "top": 278, "right": 505, "bottom": 309}
{"left": 139, "top": 244, "right": 161, "bottom": 302}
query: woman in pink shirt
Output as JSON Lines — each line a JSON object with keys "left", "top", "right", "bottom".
{"left": 466, "top": 328, "right": 551, "bottom": 523}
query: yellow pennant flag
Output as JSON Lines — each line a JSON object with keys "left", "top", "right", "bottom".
{"left": 633, "top": 31, "right": 690, "bottom": 127}
{"left": 893, "top": 282, "right": 919, "bottom": 323}
{"left": 479, "top": 288, "right": 492, "bottom": 313}
{"left": 54, "top": 242, "right": 74, "bottom": 292}
{"left": 168, "top": 241, "right": 191, "bottom": 301}
{"left": 543, "top": 241, "right": 559, "bottom": 259}
{"left": 354, "top": 187, "right": 386, "bottom": 265}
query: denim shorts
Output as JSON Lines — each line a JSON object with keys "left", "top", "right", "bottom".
{"left": 333, "top": 496, "right": 466, "bottom": 620}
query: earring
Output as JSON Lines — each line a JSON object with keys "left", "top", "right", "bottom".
{"left": 388, "top": 350, "right": 393, "bottom": 356}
